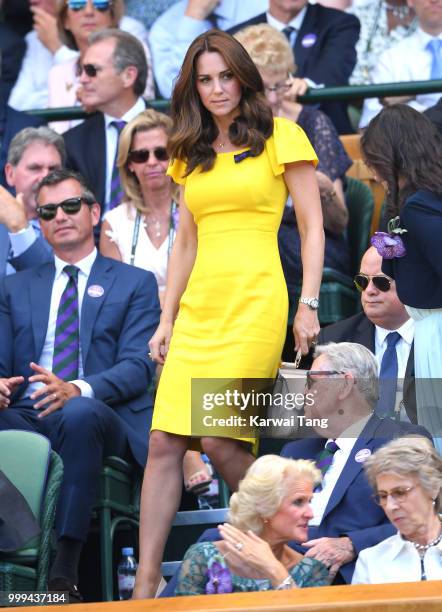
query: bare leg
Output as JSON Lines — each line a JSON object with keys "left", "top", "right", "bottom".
{"left": 133, "top": 430, "right": 188, "bottom": 599}
{"left": 201, "top": 437, "right": 254, "bottom": 491}
{"left": 182, "top": 450, "right": 210, "bottom": 491}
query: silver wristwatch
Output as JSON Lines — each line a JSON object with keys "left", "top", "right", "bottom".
{"left": 299, "top": 296, "right": 319, "bottom": 310}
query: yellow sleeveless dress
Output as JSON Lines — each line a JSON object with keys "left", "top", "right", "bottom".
{"left": 151, "top": 117, "right": 317, "bottom": 442}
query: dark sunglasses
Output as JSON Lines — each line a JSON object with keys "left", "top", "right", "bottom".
{"left": 68, "top": 0, "right": 112, "bottom": 11}
{"left": 128, "top": 147, "right": 169, "bottom": 164}
{"left": 354, "top": 273, "right": 392, "bottom": 293}
{"left": 76, "top": 63, "right": 102, "bottom": 78}
{"left": 305, "top": 370, "right": 344, "bottom": 390}
{"left": 36, "top": 197, "right": 94, "bottom": 221}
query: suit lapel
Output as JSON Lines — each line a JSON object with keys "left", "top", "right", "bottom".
{"left": 0, "top": 225, "right": 9, "bottom": 276}
{"left": 357, "top": 316, "right": 376, "bottom": 353}
{"left": 30, "top": 262, "right": 56, "bottom": 359}
{"left": 322, "top": 415, "right": 380, "bottom": 520}
{"left": 294, "top": 4, "right": 316, "bottom": 76}
{"left": 85, "top": 114, "right": 106, "bottom": 207}
{"left": 80, "top": 254, "right": 115, "bottom": 364}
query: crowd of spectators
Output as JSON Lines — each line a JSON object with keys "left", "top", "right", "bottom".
{"left": 0, "top": 0, "right": 441, "bottom": 605}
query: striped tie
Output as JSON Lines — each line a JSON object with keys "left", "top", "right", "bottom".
{"left": 315, "top": 439, "right": 339, "bottom": 478}
{"left": 108, "top": 120, "right": 126, "bottom": 210}
{"left": 52, "top": 265, "right": 80, "bottom": 381}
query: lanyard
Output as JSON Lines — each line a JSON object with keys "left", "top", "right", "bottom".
{"left": 130, "top": 201, "right": 178, "bottom": 266}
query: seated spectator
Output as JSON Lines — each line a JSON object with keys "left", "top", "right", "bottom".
{"left": 234, "top": 23, "right": 351, "bottom": 294}
{"left": 149, "top": 0, "right": 268, "bottom": 98}
{"left": 229, "top": 0, "right": 360, "bottom": 134}
{"left": 125, "top": 0, "right": 179, "bottom": 30}
{"left": 99, "top": 108, "right": 211, "bottom": 496}
{"left": 0, "top": 127, "right": 64, "bottom": 276}
{"left": 348, "top": 0, "right": 417, "bottom": 85}
{"left": 352, "top": 436, "right": 442, "bottom": 583}
{"left": 176, "top": 455, "right": 332, "bottom": 596}
{"left": 318, "top": 246, "right": 416, "bottom": 423}
{"left": 47, "top": 0, "right": 155, "bottom": 134}
{"left": 8, "top": 0, "right": 150, "bottom": 112}
{"left": 64, "top": 28, "right": 149, "bottom": 216}
{"left": 359, "top": 0, "right": 442, "bottom": 129}
{"left": 160, "top": 342, "right": 431, "bottom": 596}
{"left": 0, "top": 167, "right": 160, "bottom": 600}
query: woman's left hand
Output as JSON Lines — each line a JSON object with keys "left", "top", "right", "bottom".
{"left": 218, "top": 524, "right": 284, "bottom": 581}
{"left": 293, "top": 303, "right": 320, "bottom": 355}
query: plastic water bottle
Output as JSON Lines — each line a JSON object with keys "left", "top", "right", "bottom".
{"left": 117, "top": 547, "right": 138, "bottom": 600}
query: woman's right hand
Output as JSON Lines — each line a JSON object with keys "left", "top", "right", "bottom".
{"left": 148, "top": 321, "right": 174, "bottom": 365}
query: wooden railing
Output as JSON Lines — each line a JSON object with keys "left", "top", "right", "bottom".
{"left": 1, "top": 580, "right": 441, "bottom": 612}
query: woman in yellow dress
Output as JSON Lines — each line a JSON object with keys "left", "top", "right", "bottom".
{"left": 133, "top": 30, "right": 324, "bottom": 598}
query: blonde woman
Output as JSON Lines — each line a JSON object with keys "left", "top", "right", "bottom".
{"left": 176, "top": 455, "right": 332, "bottom": 595}
{"left": 353, "top": 437, "right": 442, "bottom": 583}
{"left": 100, "top": 108, "right": 211, "bottom": 498}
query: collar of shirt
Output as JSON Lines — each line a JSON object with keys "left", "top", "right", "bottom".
{"left": 53, "top": 247, "right": 97, "bottom": 283}
{"left": 104, "top": 97, "right": 146, "bottom": 131}
{"left": 389, "top": 531, "right": 442, "bottom": 561}
{"left": 415, "top": 26, "right": 442, "bottom": 49}
{"left": 375, "top": 318, "right": 414, "bottom": 352}
{"left": 334, "top": 413, "right": 373, "bottom": 448}
{"left": 266, "top": 5, "right": 307, "bottom": 33}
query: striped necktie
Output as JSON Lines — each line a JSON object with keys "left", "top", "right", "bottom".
{"left": 108, "top": 120, "right": 126, "bottom": 210}
{"left": 316, "top": 439, "right": 339, "bottom": 478}
{"left": 52, "top": 265, "right": 80, "bottom": 381}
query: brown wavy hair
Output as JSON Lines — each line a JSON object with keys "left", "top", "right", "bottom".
{"left": 168, "top": 29, "right": 274, "bottom": 176}
{"left": 361, "top": 104, "right": 442, "bottom": 219}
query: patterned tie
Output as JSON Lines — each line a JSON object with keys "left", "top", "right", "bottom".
{"left": 315, "top": 439, "right": 340, "bottom": 478}
{"left": 427, "top": 39, "right": 442, "bottom": 79}
{"left": 52, "top": 265, "right": 80, "bottom": 381}
{"left": 108, "top": 120, "right": 126, "bottom": 210}
{"left": 282, "top": 26, "right": 296, "bottom": 45}
{"left": 376, "top": 331, "right": 401, "bottom": 417}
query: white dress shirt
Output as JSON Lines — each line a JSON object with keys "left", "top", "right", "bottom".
{"left": 309, "top": 415, "right": 372, "bottom": 526}
{"left": 149, "top": 0, "right": 268, "bottom": 98}
{"left": 23, "top": 248, "right": 98, "bottom": 402}
{"left": 104, "top": 97, "right": 146, "bottom": 211}
{"left": 359, "top": 28, "right": 442, "bottom": 128}
{"left": 352, "top": 532, "right": 442, "bottom": 583}
{"left": 8, "top": 16, "right": 150, "bottom": 112}
{"left": 266, "top": 6, "right": 308, "bottom": 47}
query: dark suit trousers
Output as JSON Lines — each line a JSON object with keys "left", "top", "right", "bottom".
{"left": 0, "top": 397, "right": 132, "bottom": 542}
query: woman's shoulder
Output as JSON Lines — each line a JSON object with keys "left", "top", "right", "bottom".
{"left": 265, "top": 117, "right": 318, "bottom": 175}
{"left": 167, "top": 158, "right": 188, "bottom": 185}
{"left": 358, "top": 533, "right": 400, "bottom": 560}
{"left": 103, "top": 201, "right": 136, "bottom": 224}
{"left": 402, "top": 189, "right": 442, "bottom": 219}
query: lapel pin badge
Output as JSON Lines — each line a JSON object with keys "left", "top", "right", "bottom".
{"left": 355, "top": 448, "right": 371, "bottom": 463}
{"left": 301, "top": 33, "right": 317, "bottom": 48}
{"left": 88, "top": 284, "right": 104, "bottom": 298}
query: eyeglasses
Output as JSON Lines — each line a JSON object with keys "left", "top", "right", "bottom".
{"left": 264, "top": 82, "right": 292, "bottom": 94}
{"left": 372, "top": 486, "right": 415, "bottom": 506}
{"left": 128, "top": 147, "right": 169, "bottom": 164}
{"left": 305, "top": 370, "right": 345, "bottom": 390}
{"left": 36, "top": 197, "right": 94, "bottom": 221}
{"left": 76, "top": 63, "right": 102, "bottom": 78}
{"left": 354, "top": 273, "right": 392, "bottom": 293}
{"left": 68, "top": 0, "right": 112, "bottom": 11}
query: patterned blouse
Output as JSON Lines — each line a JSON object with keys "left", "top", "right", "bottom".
{"left": 176, "top": 541, "right": 331, "bottom": 596}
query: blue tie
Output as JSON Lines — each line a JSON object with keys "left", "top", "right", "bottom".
{"left": 427, "top": 39, "right": 442, "bottom": 79}
{"left": 376, "top": 331, "right": 401, "bottom": 417}
{"left": 282, "top": 26, "right": 296, "bottom": 46}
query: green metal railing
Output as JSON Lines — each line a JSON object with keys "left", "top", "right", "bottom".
{"left": 24, "top": 79, "right": 442, "bottom": 123}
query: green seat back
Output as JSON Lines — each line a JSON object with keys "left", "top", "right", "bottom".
{"left": 0, "top": 430, "right": 50, "bottom": 522}
{"left": 345, "top": 176, "right": 375, "bottom": 276}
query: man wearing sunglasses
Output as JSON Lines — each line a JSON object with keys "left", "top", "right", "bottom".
{"left": 318, "top": 246, "right": 416, "bottom": 423}
{"left": 64, "top": 28, "right": 149, "bottom": 218}
{"left": 0, "top": 127, "right": 65, "bottom": 276}
{"left": 0, "top": 168, "right": 160, "bottom": 599}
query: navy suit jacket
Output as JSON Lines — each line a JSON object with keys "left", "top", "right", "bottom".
{"left": 0, "top": 253, "right": 161, "bottom": 467}
{"left": 0, "top": 223, "right": 53, "bottom": 277}
{"left": 318, "top": 312, "right": 416, "bottom": 423}
{"left": 382, "top": 190, "right": 442, "bottom": 309}
{"left": 228, "top": 4, "right": 360, "bottom": 134}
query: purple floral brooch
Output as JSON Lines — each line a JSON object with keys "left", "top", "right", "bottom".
{"left": 370, "top": 216, "right": 407, "bottom": 259}
{"left": 206, "top": 556, "right": 233, "bottom": 594}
